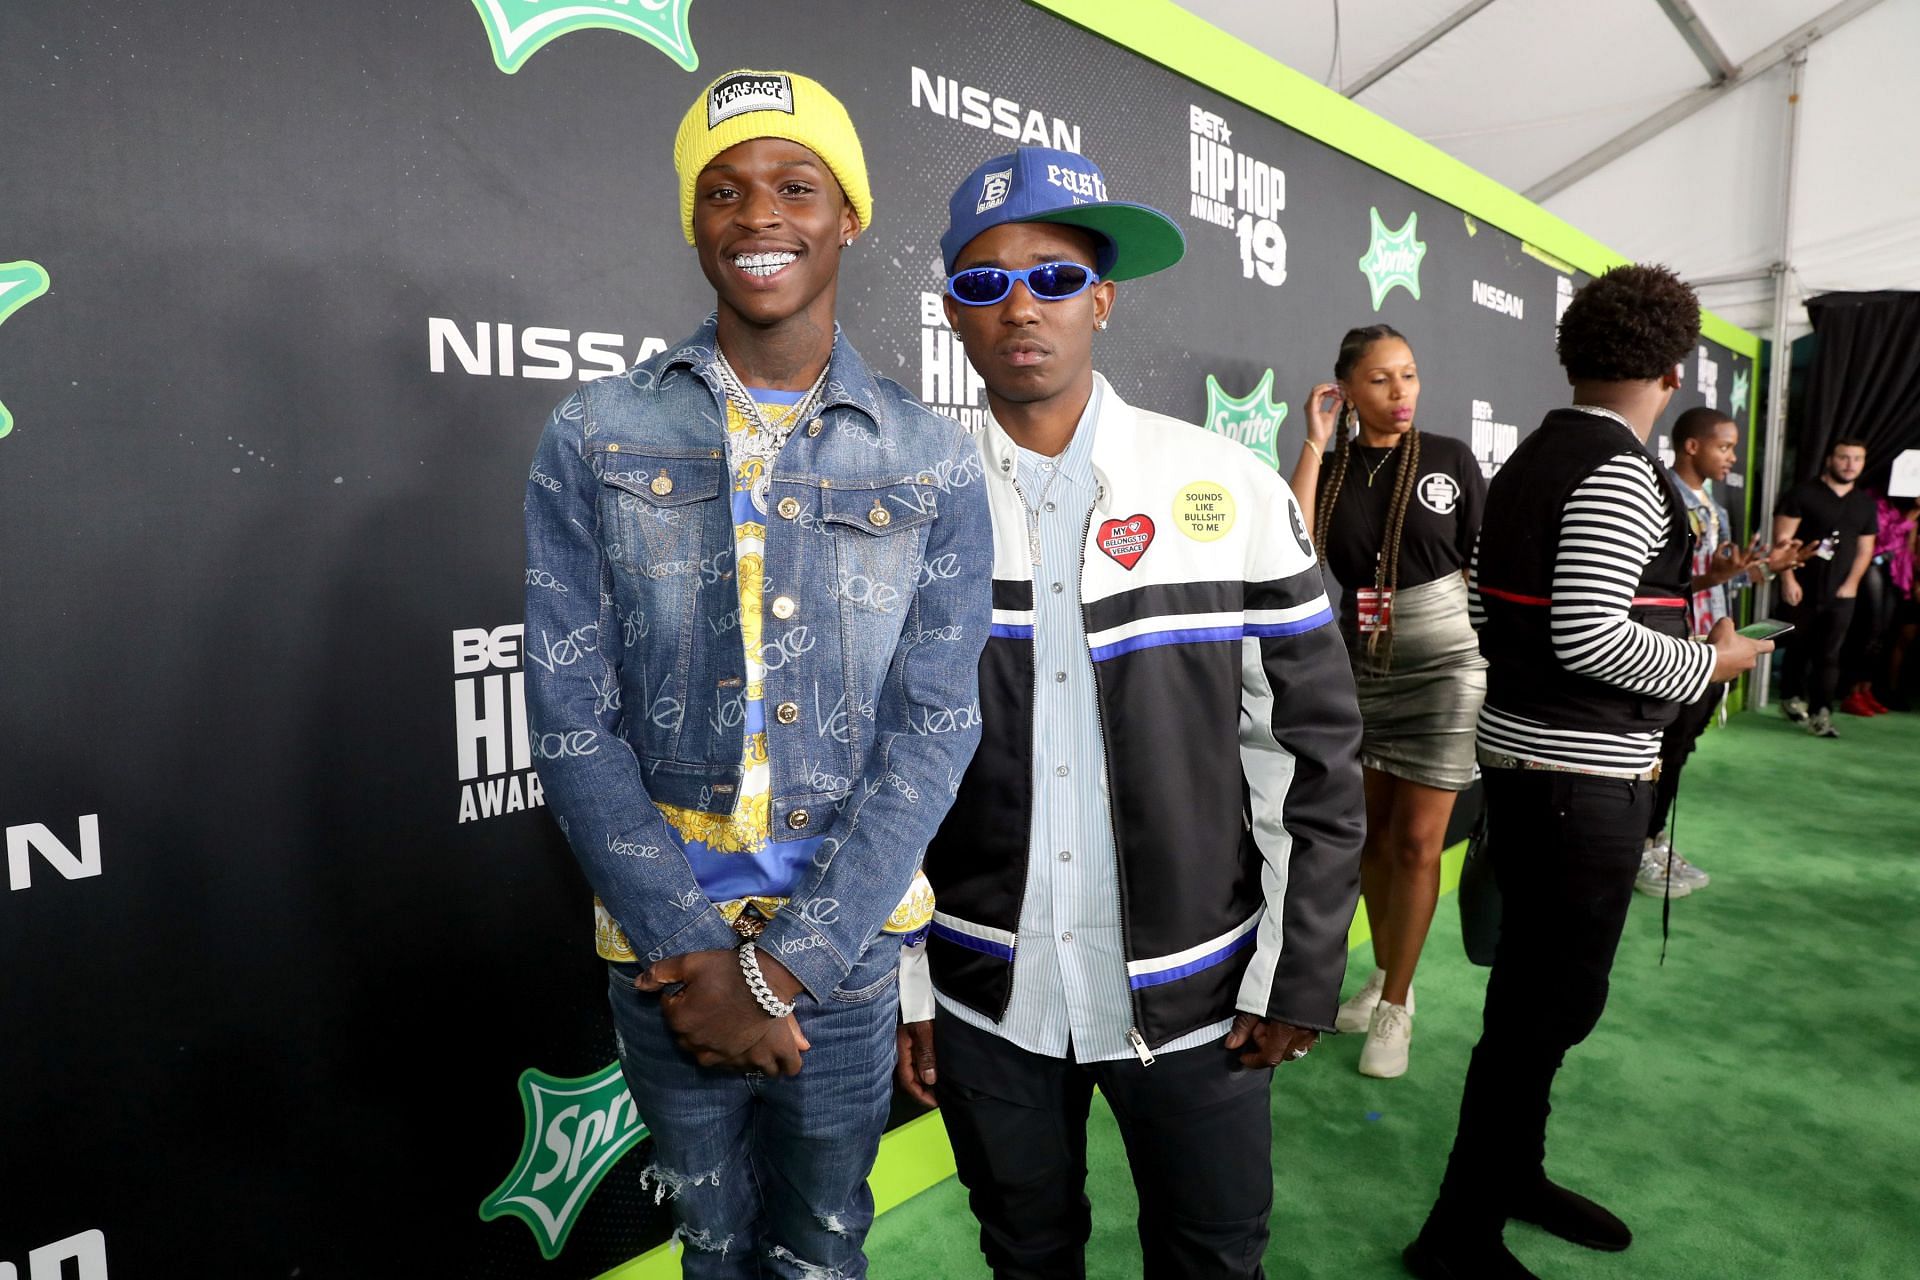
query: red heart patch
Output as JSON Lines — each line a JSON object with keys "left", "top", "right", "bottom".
{"left": 1097, "top": 515, "right": 1155, "bottom": 570}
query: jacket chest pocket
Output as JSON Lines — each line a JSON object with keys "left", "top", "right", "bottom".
{"left": 820, "top": 481, "right": 938, "bottom": 616}
{"left": 595, "top": 450, "right": 725, "bottom": 579}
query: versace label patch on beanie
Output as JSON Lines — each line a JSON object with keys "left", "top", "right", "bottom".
{"left": 672, "top": 69, "right": 872, "bottom": 243}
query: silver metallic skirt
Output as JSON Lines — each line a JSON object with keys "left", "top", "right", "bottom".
{"left": 1343, "top": 573, "right": 1487, "bottom": 792}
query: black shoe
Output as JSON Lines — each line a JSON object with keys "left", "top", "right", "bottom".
{"left": 1509, "top": 1179, "right": 1632, "bottom": 1252}
{"left": 1403, "top": 1228, "right": 1541, "bottom": 1279}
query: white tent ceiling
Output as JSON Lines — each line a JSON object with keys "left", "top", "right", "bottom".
{"left": 1173, "top": 0, "right": 1920, "bottom": 339}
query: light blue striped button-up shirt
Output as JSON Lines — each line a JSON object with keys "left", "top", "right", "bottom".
{"left": 935, "top": 383, "right": 1234, "bottom": 1063}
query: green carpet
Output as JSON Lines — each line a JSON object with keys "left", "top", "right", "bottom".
{"left": 868, "top": 710, "right": 1920, "bottom": 1278}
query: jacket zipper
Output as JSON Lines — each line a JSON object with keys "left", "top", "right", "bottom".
{"left": 1076, "top": 508, "right": 1154, "bottom": 1064}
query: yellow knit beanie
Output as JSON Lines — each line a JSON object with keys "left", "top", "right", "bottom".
{"left": 673, "top": 70, "right": 872, "bottom": 244}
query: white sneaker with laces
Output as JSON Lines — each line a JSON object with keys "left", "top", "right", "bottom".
{"left": 1336, "top": 969, "right": 1413, "bottom": 1034}
{"left": 1645, "top": 838, "right": 1710, "bottom": 889}
{"left": 1335, "top": 969, "right": 1384, "bottom": 1034}
{"left": 1358, "top": 1000, "right": 1413, "bottom": 1078}
{"left": 1634, "top": 847, "right": 1693, "bottom": 899}
{"left": 1783, "top": 697, "right": 1809, "bottom": 723}
{"left": 1664, "top": 847, "right": 1710, "bottom": 889}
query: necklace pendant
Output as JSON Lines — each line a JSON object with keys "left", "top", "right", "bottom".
{"left": 1029, "top": 530, "right": 1043, "bottom": 567}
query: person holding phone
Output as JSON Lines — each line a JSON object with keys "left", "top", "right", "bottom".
{"left": 1288, "top": 325, "right": 1486, "bottom": 1079}
{"left": 1635, "top": 407, "right": 1812, "bottom": 898}
{"left": 1404, "top": 266, "right": 1773, "bottom": 1280}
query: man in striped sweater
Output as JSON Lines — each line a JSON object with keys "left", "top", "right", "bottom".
{"left": 1404, "top": 265, "right": 1771, "bottom": 1280}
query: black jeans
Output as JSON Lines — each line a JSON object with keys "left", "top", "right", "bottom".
{"left": 1430, "top": 768, "right": 1652, "bottom": 1238}
{"left": 934, "top": 1010, "right": 1275, "bottom": 1279}
{"left": 1649, "top": 683, "right": 1724, "bottom": 838}
{"left": 1841, "top": 561, "right": 1896, "bottom": 687}
{"left": 1782, "top": 596, "right": 1857, "bottom": 713}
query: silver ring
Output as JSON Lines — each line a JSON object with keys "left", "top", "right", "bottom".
{"left": 1288, "top": 1047, "right": 1308, "bottom": 1060}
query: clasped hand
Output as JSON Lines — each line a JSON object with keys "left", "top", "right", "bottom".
{"left": 635, "top": 948, "right": 811, "bottom": 1076}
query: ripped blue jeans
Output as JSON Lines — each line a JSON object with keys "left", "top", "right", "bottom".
{"left": 608, "top": 935, "right": 901, "bottom": 1279}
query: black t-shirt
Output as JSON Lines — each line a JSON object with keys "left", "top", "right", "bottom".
{"left": 1318, "top": 431, "right": 1485, "bottom": 596}
{"left": 1777, "top": 478, "right": 1876, "bottom": 601}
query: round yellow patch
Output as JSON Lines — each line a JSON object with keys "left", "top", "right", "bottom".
{"left": 1174, "top": 481, "right": 1236, "bottom": 542}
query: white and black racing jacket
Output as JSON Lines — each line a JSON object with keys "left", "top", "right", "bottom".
{"left": 922, "top": 375, "right": 1366, "bottom": 1048}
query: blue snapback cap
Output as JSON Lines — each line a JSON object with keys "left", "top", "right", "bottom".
{"left": 940, "top": 146, "right": 1186, "bottom": 283}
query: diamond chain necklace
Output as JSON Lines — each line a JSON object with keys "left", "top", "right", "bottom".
{"left": 712, "top": 345, "right": 833, "bottom": 458}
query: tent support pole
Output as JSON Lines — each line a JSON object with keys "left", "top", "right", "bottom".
{"left": 1752, "top": 47, "right": 1809, "bottom": 707}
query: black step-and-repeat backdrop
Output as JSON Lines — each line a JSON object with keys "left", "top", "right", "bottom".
{"left": 0, "top": 2, "right": 1752, "bottom": 1275}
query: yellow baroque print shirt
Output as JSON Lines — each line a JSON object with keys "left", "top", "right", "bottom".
{"left": 597, "top": 389, "right": 932, "bottom": 962}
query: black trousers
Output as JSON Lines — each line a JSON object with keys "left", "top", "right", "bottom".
{"left": 1781, "top": 597, "right": 1857, "bottom": 713}
{"left": 933, "top": 1010, "right": 1275, "bottom": 1279}
{"left": 1648, "top": 683, "right": 1724, "bottom": 838}
{"left": 1430, "top": 768, "right": 1651, "bottom": 1238}
{"left": 1841, "top": 561, "right": 1897, "bottom": 687}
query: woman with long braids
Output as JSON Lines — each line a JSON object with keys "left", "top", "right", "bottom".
{"left": 1289, "top": 325, "right": 1486, "bottom": 1078}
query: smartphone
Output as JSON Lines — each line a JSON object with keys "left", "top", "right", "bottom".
{"left": 1738, "top": 619, "right": 1794, "bottom": 641}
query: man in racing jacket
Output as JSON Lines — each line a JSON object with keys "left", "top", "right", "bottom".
{"left": 895, "top": 145, "right": 1365, "bottom": 1279}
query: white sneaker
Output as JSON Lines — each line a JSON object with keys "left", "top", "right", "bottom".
{"left": 1783, "top": 697, "right": 1809, "bottom": 723}
{"left": 1665, "top": 848, "right": 1710, "bottom": 889}
{"left": 1335, "top": 970, "right": 1414, "bottom": 1034}
{"left": 1634, "top": 847, "right": 1693, "bottom": 899}
{"left": 1358, "top": 1000, "right": 1413, "bottom": 1078}
{"left": 1643, "top": 840, "right": 1720, "bottom": 890}
{"left": 1335, "top": 969, "right": 1385, "bottom": 1034}
{"left": 1808, "top": 709, "right": 1839, "bottom": 738}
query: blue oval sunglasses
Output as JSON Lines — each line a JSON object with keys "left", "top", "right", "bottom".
{"left": 946, "top": 261, "right": 1101, "bottom": 306}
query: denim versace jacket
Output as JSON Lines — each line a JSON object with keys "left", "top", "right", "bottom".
{"left": 523, "top": 317, "right": 992, "bottom": 999}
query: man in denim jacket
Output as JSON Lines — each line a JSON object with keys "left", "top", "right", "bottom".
{"left": 523, "top": 69, "right": 990, "bottom": 1278}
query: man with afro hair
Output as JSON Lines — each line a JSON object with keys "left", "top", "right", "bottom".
{"left": 1404, "top": 265, "right": 1771, "bottom": 1280}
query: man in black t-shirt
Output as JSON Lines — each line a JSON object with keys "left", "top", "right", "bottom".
{"left": 1775, "top": 439, "right": 1877, "bottom": 736}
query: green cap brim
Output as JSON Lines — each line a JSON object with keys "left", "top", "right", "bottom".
{"left": 1030, "top": 202, "right": 1187, "bottom": 282}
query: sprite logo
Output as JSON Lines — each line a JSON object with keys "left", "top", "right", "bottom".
{"left": 1204, "top": 369, "right": 1289, "bottom": 469}
{"left": 1731, "top": 367, "right": 1751, "bottom": 418}
{"left": 0, "top": 260, "right": 51, "bottom": 441}
{"left": 470, "top": 0, "right": 699, "bottom": 75}
{"left": 479, "top": 1062, "right": 650, "bottom": 1259}
{"left": 1357, "top": 208, "right": 1426, "bottom": 311}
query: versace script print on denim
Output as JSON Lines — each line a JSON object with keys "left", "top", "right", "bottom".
{"left": 526, "top": 317, "right": 990, "bottom": 999}
{"left": 594, "top": 389, "right": 935, "bottom": 959}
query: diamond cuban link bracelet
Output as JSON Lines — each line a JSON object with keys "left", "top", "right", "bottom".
{"left": 737, "top": 941, "right": 797, "bottom": 1019}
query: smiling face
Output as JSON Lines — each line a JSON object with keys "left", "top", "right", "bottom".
{"left": 941, "top": 220, "right": 1114, "bottom": 415}
{"left": 1339, "top": 336, "right": 1419, "bottom": 441}
{"left": 691, "top": 137, "right": 857, "bottom": 331}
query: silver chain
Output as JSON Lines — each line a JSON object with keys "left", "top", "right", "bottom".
{"left": 737, "top": 941, "right": 797, "bottom": 1018}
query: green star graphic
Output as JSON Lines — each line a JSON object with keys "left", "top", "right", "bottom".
{"left": 478, "top": 1062, "right": 650, "bottom": 1260}
{"left": 1357, "top": 208, "right": 1426, "bottom": 311}
{"left": 0, "top": 260, "right": 51, "bottom": 441}
{"left": 470, "top": 0, "right": 699, "bottom": 75}
{"left": 1730, "top": 368, "right": 1751, "bottom": 418}
{"left": 1204, "top": 369, "right": 1289, "bottom": 470}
